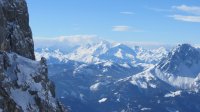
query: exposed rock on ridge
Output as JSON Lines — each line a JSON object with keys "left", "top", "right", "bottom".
{"left": 0, "top": 0, "right": 35, "bottom": 60}
{"left": 0, "top": 52, "right": 65, "bottom": 112}
{"left": 0, "top": 0, "right": 66, "bottom": 111}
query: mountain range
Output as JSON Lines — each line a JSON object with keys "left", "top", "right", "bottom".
{"left": 35, "top": 39, "right": 200, "bottom": 112}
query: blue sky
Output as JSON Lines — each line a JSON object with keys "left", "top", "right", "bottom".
{"left": 27, "top": 0, "right": 200, "bottom": 44}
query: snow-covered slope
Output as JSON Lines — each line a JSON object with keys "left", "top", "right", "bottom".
{"left": 136, "top": 46, "right": 168, "bottom": 64}
{"left": 128, "top": 44, "right": 200, "bottom": 91}
{"left": 99, "top": 43, "right": 140, "bottom": 64}
{"left": 66, "top": 41, "right": 111, "bottom": 63}
{"left": 0, "top": 52, "right": 65, "bottom": 112}
{"left": 154, "top": 44, "right": 200, "bottom": 90}
{"left": 35, "top": 48, "right": 69, "bottom": 64}
{"left": 157, "top": 44, "right": 200, "bottom": 77}
{"left": 48, "top": 59, "right": 145, "bottom": 112}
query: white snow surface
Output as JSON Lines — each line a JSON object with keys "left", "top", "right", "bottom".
{"left": 129, "top": 65, "right": 157, "bottom": 89}
{"left": 141, "top": 107, "right": 152, "bottom": 111}
{"left": 2, "top": 53, "right": 58, "bottom": 111}
{"left": 98, "top": 98, "right": 107, "bottom": 103}
{"left": 164, "top": 90, "right": 182, "bottom": 97}
{"left": 114, "top": 49, "right": 123, "bottom": 58}
{"left": 90, "top": 82, "right": 101, "bottom": 91}
{"left": 10, "top": 89, "right": 37, "bottom": 111}
{"left": 155, "top": 68, "right": 196, "bottom": 89}
{"left": 136, "top": 46, "right": 168, "bottom": 64}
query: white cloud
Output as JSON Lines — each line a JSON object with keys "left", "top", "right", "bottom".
{"left": 33, "top": 35, "right": 173, "bottom": 50}
{"left": 173, "top": 5, "right": 200, "bottom": 15}
{"left": 34, "top": 35, "right": 98, "bottom": 43}
{"left": 57, "top": 35, "right": 98, "bottom": 43}
{"left": 33, "top": 35, "right": 101, "bottom": 50}
{"left": 120, "top": 11, "right": 134, "bottom": 15}
{"left": 170, "top": 15, "right": 200, "bottom": 22}
{"left": 169, "top": 5, "right": 200, "bottom": 22}
{"left": 112, "top": 26, "right": 130, "bottom": 32}
{"left": 112, "top": 26, "right": 143, "bottom": 32}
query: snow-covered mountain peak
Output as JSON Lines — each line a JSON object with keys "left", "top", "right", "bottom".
{"left": 35, "top": 40, "right": 170, "bottom": 65}
{"left": 171, "top": 43, "right": 198, "bottom": 56}
{"left": 157, "top": 43, "right": 200, "bottom": 77}
{"left": 112, "top": 43, "right": 132, "bottom": 48}
{"left": 74, "top": 40, "right": 111, "bottom": 55}
{"left": 65, "top": 40, "right": 112, "bottom": 63}
{"left": 154, "top": 47, "right": 168, "bottom": 53}
{"left": 136, "top": 46, "right": 168, "bottom": 64}
{"left": 99, "top": 43, "right": 139, "bottom": 64}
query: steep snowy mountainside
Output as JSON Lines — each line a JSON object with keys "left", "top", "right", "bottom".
{"left": 143, "top": 44, "right": 200, "bottom": 90}
{"left": 0, "top": 52, "right": 65, "bottom": 112}
{"left": 157, "top": 44, "right": 200, "bottom": 77}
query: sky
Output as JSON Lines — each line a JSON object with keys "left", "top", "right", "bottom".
{"left": 27, "top": 0, "right": 200, "bottom": 45}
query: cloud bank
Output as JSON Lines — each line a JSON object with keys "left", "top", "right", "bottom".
{"left": 170, "top": 15, "right": 200, "bottom": 22}
{"left": 173, "top": 5, "right": 200, "bottom": 15}
{"left": 34, "top": 35, "right": 101, "bottom": 52}
{"left": 170, "top": 5, "right": 200, "bottom": 23}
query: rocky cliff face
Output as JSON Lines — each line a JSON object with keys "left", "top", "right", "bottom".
{"left": 0, "top": 0, "right": 35, "bottom": 60}
{"left": 0, "top": 0, "right": 66, "bottom": 112}
{"left": 0, "top": 52, "right": 65, "bottom": 112}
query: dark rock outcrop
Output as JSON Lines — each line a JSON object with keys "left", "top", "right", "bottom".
{"left": 0, "top": 0, "right": 35, "bottom": 60}
{"left": 0, "top": 52, "right": 66, "bottom": 112}
{"left": 0, "top": 0, "right": 66, "bottom": 111}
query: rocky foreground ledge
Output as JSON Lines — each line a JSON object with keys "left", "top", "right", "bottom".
{"left": 0, "top": 0, "right": 67, "bottom": 111}
{"left": 0, "top": 52, "right": 66, "bottom": 111}
{"left": 0, "top": 0, "right": 35, "bottom": 60}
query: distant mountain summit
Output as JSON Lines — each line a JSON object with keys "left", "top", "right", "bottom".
{"left": 35, "top": 40, "right": 168, "bottom": 66}
{"left": 157, "top": 43, "right": 200, "bottom": 77}
{"left": 66, "top": 40, "right": 111, "bottom": 63}
{"left": 99, "top": 43, "right": 139, "bottom": 64}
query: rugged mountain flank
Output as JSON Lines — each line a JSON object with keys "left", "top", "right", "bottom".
{"left": 0, "top": 0, "right": 35, "bottom": 60}
{"left": 157, "top": 44, "right": 200, "bottom": 77}
{"left": 0, "top": 0, "right": 66, "bottom": 111}
{"left": 0, "top": 52, "right": 65, "bottom": 111}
